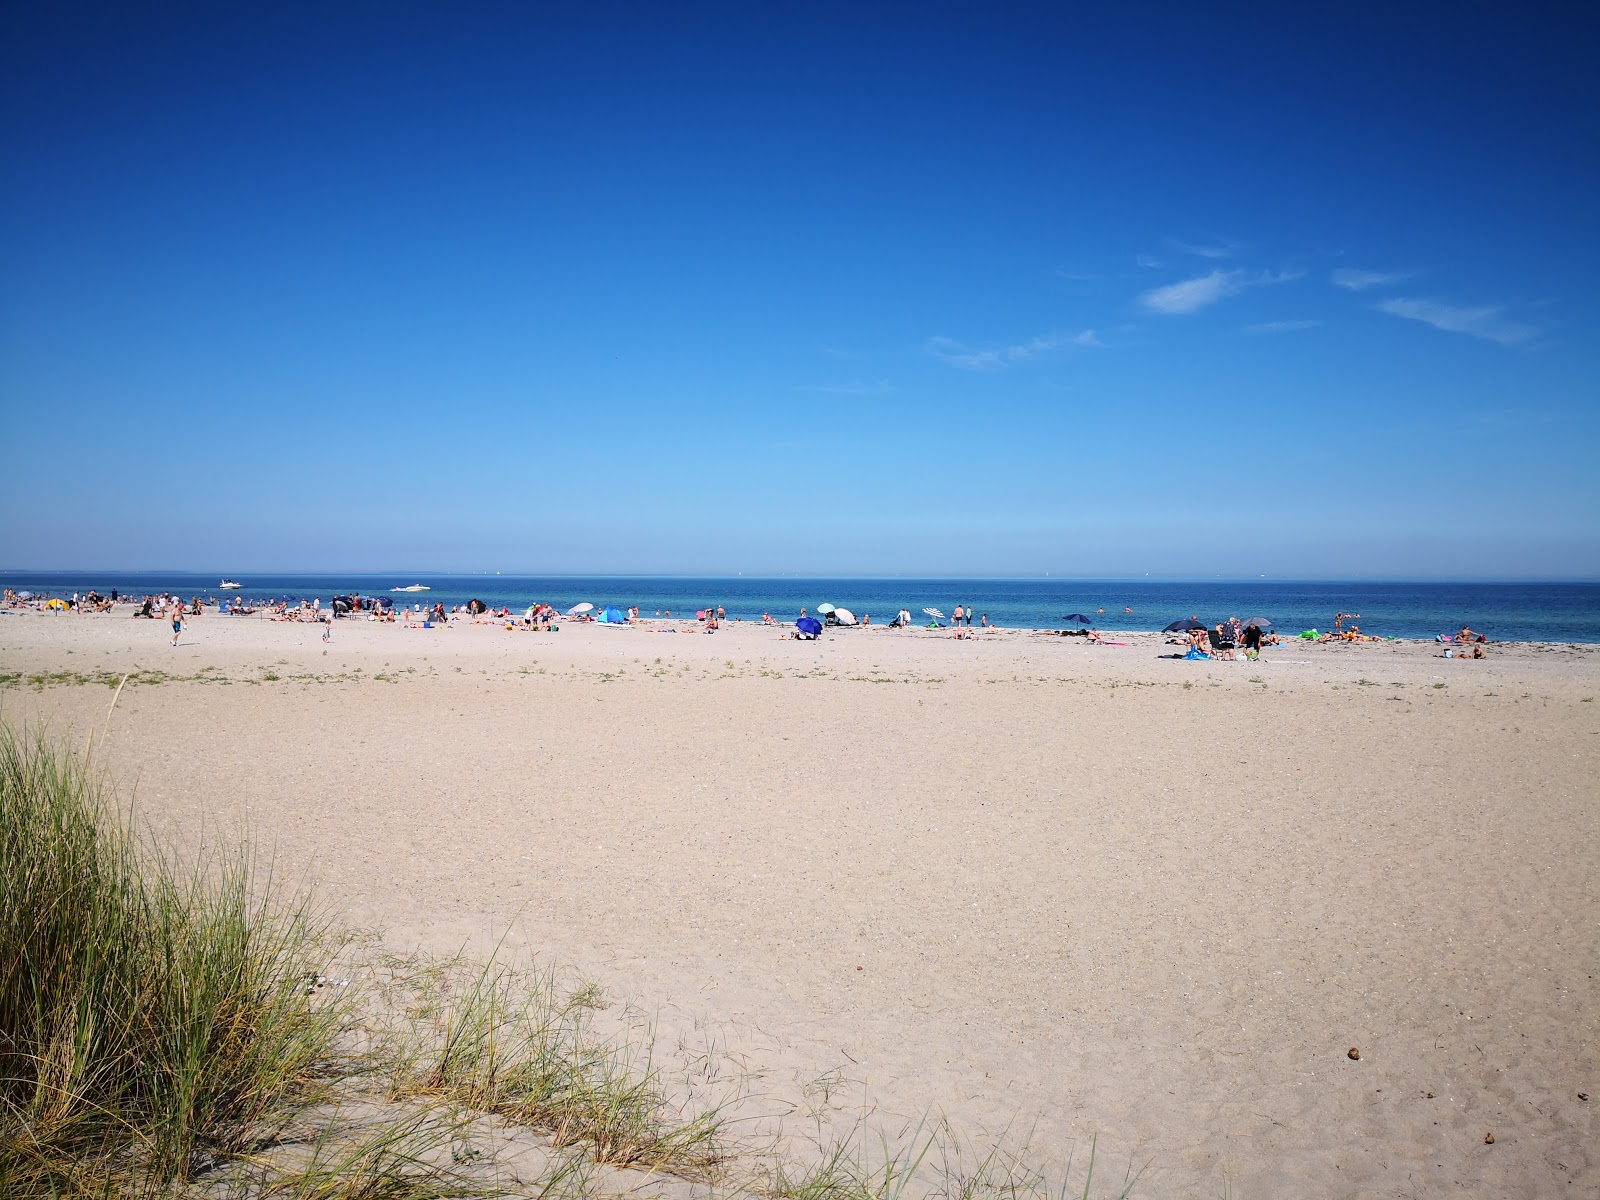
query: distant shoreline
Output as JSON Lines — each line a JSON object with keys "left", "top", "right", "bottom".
{"left": 6, "top": 573, "right": 1600, "bottom": 644}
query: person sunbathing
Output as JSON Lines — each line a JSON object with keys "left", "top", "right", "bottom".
{"left": 1087, "top": 628, "right": 1105, "bottom": 644}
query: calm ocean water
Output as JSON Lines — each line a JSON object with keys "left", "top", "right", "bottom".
{"left": 4, "top": 573, "right": 1598, "bottom": 643}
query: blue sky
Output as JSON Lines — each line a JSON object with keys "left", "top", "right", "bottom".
{"left": 3, "top": 3, "right": 1597, "bottom": 577}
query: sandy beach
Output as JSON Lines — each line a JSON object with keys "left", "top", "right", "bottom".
{"left": 2, "top": 607, "right": 1595, "bottom": 1197}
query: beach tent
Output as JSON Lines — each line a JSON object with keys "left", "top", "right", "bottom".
{"left": 598, "top": 606, "right": 628, "bottom": 624}
{"left": 45, "top": 598, "right": 68, "bottom": 610}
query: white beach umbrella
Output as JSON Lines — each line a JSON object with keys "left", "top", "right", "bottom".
{"left": 922, "top": 607, "right": 945, "bottom": 619}
{"left": 816, "top": 603, "right": 836, "bottom": 614}
{"left": 567, "top": 602, "right": 593, "bottom": 616}
{"left": 832, "top": 608, "right": 858, "bottom": 625}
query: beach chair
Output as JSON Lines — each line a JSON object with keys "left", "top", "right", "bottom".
{"left": 1206, "top": 630, "right": 1236, "bottom": 660}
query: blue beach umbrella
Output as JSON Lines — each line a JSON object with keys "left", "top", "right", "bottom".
{"left": 796, "top": 616, "right": 823, "bottom": 636}
{"left": 1062, "top": 613, "right": 1093, "bottom": 624}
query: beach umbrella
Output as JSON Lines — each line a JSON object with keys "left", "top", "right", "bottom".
{"left": 16, "top": 591, "right": 32, "bottom": 600}
{"left": 566, "top": 602, "right": 593, "bottom": 616}
{"left": 816, "top": 603, "right": 836, "bottom": 614}
{"left": 1164, "top": 618, "right": 1206, "bottom": 632}
{"left": 1062, "top": 613, "right": 1093, "bottom": 624}
{"left": 796, "top": 616, "right": 823, "bottom": 636}
{"left": 1242, "top": 616, "right": 1272, "bottom": 628}
{"left": 923, "top": 607, "right": 945, "bottom": 619}
{"left": 832, "top": 607, "right": 858, "bottom": 625}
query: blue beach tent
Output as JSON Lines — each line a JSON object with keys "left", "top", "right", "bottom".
{"left": 598, "top": 606, "right": 628, "bottom": 624}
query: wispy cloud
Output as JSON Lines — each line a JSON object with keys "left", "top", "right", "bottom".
{"left": 928, "top": 330, "right": 1100, "bottom": 370}
{"left": 1332, "top": 267, "right": 1408, "bottom": 291}
{"left": 1245, "top": 319, "right": 1322, "bottom": 334}
{"left": 1171, "top": 237, "right": 1245, "bottom": 259}
{"left": 1141, "top": 268, "right": 1300, "bottom": 315}
{"left": 1374, "top": 297, "right": 1537, "bottom": 345}
{"left": 1136, "top": 253, "right": 1166, "bottom": 269}
{"left": 1140, "top": 269, "right": 1241, "bottom": 314}
{"left": 800, "top": 379, "right": 892, "bottom": 396}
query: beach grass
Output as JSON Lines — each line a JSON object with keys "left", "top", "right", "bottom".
{"left": 0, "top": 724, "right": 351, "bottom": 1195}
{"left": 0, "top": 725, "right": 494, "bottom": 1199}
{"left": 376, "top": 953, "right": 727, "bottom": 1177}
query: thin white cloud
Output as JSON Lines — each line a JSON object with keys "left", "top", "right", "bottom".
{"left": 1171, "top": 237, "right": 1245, "bottom": 259}
{"left": 1141, "top": 268, "right": 1301, "bottom": 315}
{"left": 1140, "top": 269, "right": 1241, "bottom": 314}
{"left": 1245, "top": 319, "right": 1322, "bottom": 334}
{"left": 1332, "top": 267, "right": 1408, "bottom": 291}
{"left": 800, "top": 379, "right": 892, "bottom": 396}
{"left": 927, "top": 331, "right": 1099, "bottom": 370}
{"left": 1374, "top": 298, "right": 1537, "bottom": 345}
{"left": 1136, "top": 253, "right": 1166, "bottom": 269}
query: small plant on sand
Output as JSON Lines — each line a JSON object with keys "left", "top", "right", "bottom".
{"left": 378, "top": 957, "right": 725, "bottom": 1177}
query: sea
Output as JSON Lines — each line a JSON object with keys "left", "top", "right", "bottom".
{"left": 4, "top": 573, "right": 1598, "bottom": 644}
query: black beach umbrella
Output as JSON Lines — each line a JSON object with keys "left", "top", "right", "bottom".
{"left": 1164, "top": 618, "right": 1206, "bottom": 632}
{"left": 1062, "top": 613, "right": 1093, "bottom": 624}
{"left": 1242, "top": 616, "right": 1272, "bottom": 628}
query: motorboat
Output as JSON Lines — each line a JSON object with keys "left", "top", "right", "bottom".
{"left": 220, "top": 580, "right": 242, "bottom": 589}
{"left": 391, "top": 584, "right": 431, "bottom": 592}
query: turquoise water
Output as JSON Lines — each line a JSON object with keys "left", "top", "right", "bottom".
{"left": 5, "top": 573, "right": 1597, "bottom": 643}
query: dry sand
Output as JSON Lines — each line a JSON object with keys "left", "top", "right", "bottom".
{"left": 2, "top": 607, "right": 1596, "bottom": 1197}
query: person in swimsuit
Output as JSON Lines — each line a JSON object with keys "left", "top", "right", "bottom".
{"left": 170, "top": 608, "right": 182, "bottom": 647}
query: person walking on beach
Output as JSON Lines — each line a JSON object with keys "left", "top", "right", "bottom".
{"left": 170, "top": 607, "right": 183, "bottom": 647}
{"left": 953, "top": 604, "right": 964, "bottom": 628}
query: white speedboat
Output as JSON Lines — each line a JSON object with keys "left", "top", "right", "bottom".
{"left": 220, "top": 580, "right": 242, "bottom": 589}
{"left": 391, "top": 584, "right": 431, "bottom": 592}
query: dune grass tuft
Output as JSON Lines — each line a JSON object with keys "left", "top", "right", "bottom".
{"left": 0, "top": 725, "right": 346, "bottom": 1195}
{"left": 377, "top": 955, "right": 726, "bottom": 1177}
